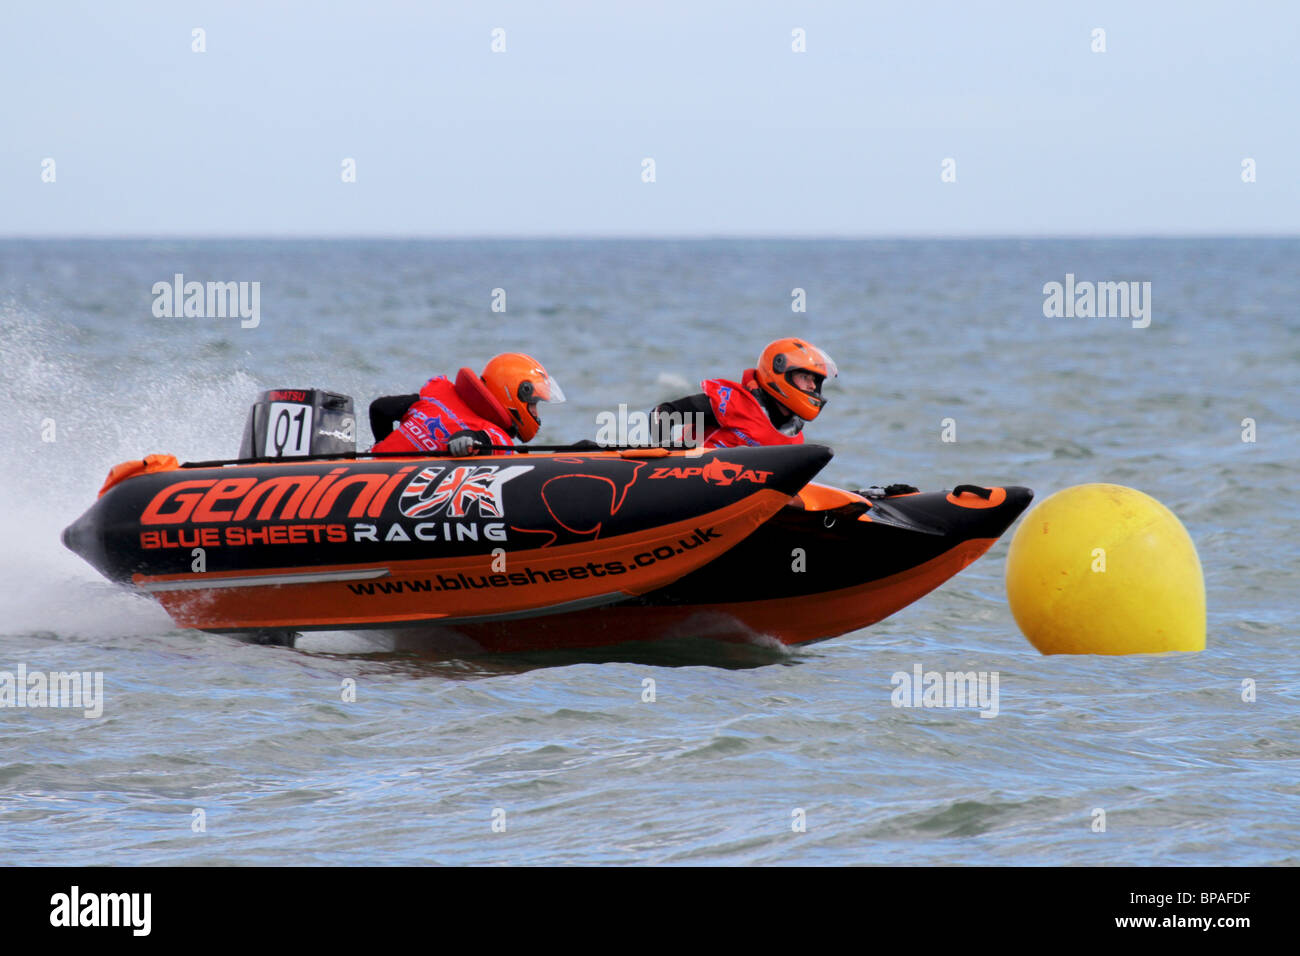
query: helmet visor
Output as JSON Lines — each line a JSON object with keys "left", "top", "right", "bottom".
{"left": 798, "top": 344, "right": 837, "bottom": 381}
{"left": 521, "top": 371, "right": 566, "bottom": 405}
{"left": 787, "top": 346, "right": 837, "bottom": 399}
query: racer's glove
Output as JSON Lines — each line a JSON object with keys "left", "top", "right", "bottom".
{"left": 447, "top": 430, "right": 490, "bottom": 456}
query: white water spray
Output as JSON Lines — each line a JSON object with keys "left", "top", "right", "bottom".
{"left": 0, "top": 308, "right": 262, "bottom": 638}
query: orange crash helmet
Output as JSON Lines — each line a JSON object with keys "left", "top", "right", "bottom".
{"left": 754, "top": 337, "right": 838, "bottom": 421}
{"left": 480, "top": 352, "right": 566, "bottom": 441}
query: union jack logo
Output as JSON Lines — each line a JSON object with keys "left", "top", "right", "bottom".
{"left": 398, "top": 465, "right": 531, "bottom": 519}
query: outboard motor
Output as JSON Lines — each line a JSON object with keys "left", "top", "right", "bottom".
{"left": 238, "top": 388, "right": 356, "bottom": 459}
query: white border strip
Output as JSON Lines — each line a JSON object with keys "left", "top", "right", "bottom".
{"left": 138, "top": 568, "right": 390, "bottom": 593}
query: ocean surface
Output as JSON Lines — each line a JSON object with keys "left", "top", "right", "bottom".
{"left": 1, "top": 238, "right": 1296, "bottom": 865}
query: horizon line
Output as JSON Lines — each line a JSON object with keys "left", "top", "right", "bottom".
{"left": 2, "top": 232, "right": 1298, "bottom": 242}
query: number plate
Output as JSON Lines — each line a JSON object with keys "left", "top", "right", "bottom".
{"left": 264, "top": 402, "right": 314, "bottom": 457}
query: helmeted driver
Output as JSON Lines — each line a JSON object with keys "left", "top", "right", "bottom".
{"left": 652, "top": 337, "right": 837, "bottom": 448}
{"left": 370, "top": 352, "right": 565, "bottom": 456}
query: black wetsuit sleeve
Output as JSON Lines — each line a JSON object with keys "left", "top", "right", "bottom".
{"left": 369, "top": 394, "right": 418, "bottom": 441}
{"left": 653, "top": 393, "right": 719, "bottom": 439}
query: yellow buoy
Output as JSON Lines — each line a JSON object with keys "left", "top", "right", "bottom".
{"left": 1005, "top": 483, "right": 1205, "bottom": 654}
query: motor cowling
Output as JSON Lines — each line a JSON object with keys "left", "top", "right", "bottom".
{"left": 238, "top": 388, "right": 356, "bottom": 459}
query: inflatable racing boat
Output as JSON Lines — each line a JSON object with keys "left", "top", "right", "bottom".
{"left": 62, "top": 388, "right": 1033, "bottom": 652}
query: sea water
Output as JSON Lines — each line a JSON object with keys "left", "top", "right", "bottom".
{"left": 0, "top": 238, "right": 1295, "bottom": 864}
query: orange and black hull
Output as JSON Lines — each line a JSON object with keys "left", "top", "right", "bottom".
{"left": 63, "top": 445, "right": 833, "bottom": 632}
{"left": 64, "top": 445, "right": 1031, "bottom": 651}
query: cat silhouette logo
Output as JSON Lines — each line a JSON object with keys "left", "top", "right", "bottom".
{"left": 701, "top": 457, "right": 745, "bottom": 486}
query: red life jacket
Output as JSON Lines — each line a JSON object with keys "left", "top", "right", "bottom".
{"left": 372, "top": 369, "right": 516, "bottom": 454}
{"left": 699, "top": 369, "right": 805, "bottom": 448}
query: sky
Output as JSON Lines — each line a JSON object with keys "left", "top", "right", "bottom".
{"left": 2, "top": 0, "right": 1297, "bottom": 237}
